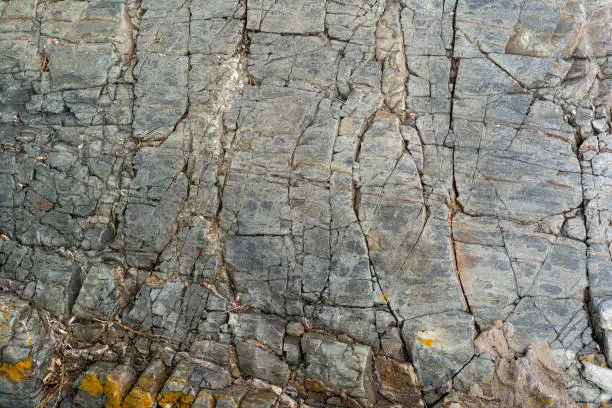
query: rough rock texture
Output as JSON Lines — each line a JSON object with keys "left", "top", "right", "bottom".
{"left": 0, "top": 0, "right": 611, "bottom": 407}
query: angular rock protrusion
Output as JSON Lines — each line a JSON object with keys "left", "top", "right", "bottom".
{"left": 375, "top": 356, "right": 424, "bottom": 407}
{"left": 235, "top": 342, "right": 289, "bottom": 386}
{"left": 591, "top": 297, "right": 612, "bottom": 364}
{"left": 401, "top": 311, "right": 476, "bottom": 402}
{"left": 299, "top": 333, "right": 377, "bottom": 404}
{"left": 75, "top": 362, "right": 137, "bottom": 408}
{"left": 157, "top": 358, "right": 232, "bottom": 407}
{"left": 73, "top": 263, "right": 125, "bottom": 320}
{"left": 0, "top": 294, "right": 53, "bottom": 408}
{"left": 123, "top": 359, "right": 169, "bottom": 408}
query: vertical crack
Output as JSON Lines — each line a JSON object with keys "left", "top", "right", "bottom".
{"left": 445, "top": 0, "right": 474, "bottom": 320}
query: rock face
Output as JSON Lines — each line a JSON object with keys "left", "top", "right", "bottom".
{"left": 0, "top": 295, "right": 53, "bottom": 407}
{"left": 0, "top": 0, "right": 610, "bottom": 407}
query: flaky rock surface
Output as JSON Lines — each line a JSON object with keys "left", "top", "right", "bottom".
{"left": 0, "top": 0, "right": 611, "bottom": 407}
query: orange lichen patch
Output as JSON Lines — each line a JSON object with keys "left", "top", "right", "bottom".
{"left": 0, "top": 357, "right": 34, "bottom": 382}
{"left": 178, "top": 393, "right": 195, "bottom": 407}
{"left": 165, "top": 375, "right": 188, "bottom": 387}
{"left": 123, "top": 389, "right": 156, "bottom": 408}
{"left": 104, "top": 383, "right": 122, "bottom": 408}
{"left": 157, "top": 391, "right": 183, "bottom": 408}
{"left": 415, "top": 330, "right": 436, "bottom": 348}
{"left": 420, "top": 338, "right": 435, "bottom": 347}
{"left": 542, "top": 396, "right": 553, "bottom": 406}
{"left": 123, "top": 372, "right": 165, "bottom": 408}
{"left": 380, "top": 293, "right": 389, "bottom": 303}
{"left": 103, "top": 376, "right": 125, "bottom": 407}
{"left": 157, "top": 390, "right": 195, "bottom": 408}
{"left": 103, "top": 366, "right": 137, "bottom": 408}
{"left": 80, "top": 373, "right": 104, "bottom": 396}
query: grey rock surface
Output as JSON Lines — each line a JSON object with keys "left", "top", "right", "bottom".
{"left": 0, "top": 294, "right": 53, "bottom": 408}
{"left": 0, "top": 0, "right": 611, "bottom": 407}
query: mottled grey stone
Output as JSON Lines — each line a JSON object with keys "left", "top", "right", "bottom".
{"left": 229, "top": 313, "right": 285, "bottom": 355}
{"left": 506, "top": 297, "right": 591, "bottom": 353}
{"left": 235, "top": 342, "right": 289, "bottom": 386}
{"left": 73, "top": 264, "right": 123, "bottom": 320}
{"left": 190, "top": 340, "right": 232, "bottom": 368}
{"left": 402, "top": 311, "right": 475, "bottom": 393}
{"left": 133, "top": 54, "right": 189, "bottom": 140}
{"left": 300, "top": 333, "right": 376, "bottom": 402}
{"left": 455, "top": 241, "right": 517, "bottom": 325}
{"left": 247, "top": 0, "right": 326, "bottom": 34}
{"left": 1, "top": 0, "right": 611, "bottom": 405}
{"left": 313, "top": 306, "right": 378, "bottom": 345}
{"left": 31, "top": 251, "right": 82, "bottom": 318}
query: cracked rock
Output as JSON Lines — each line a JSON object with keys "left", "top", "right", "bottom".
{"left": 0, "top": 0, "right": 611, "bottom": 406}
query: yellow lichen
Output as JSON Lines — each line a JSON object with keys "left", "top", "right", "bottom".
{"left": 123, "top": 389, "right": 155, "bottom": 408}
{"left": 157, "top": 391, "right": 183, "bottom": 408}
{"left": 0, "top": 357, "right": 33, "bottom": 382}
{"left": 416, "top": 330, "right": 436, "bottom": 347}
{"left": 420, "top": 338, "right": 435, "bottom": 347}
{"left": 179, "top": 393, "right": 195, "bottom": 407}
{"left": 79, "top": 373, "right": 104, "bottom": 396}
{"left": 103, "top": 375, "right": 123, "bottom": 408}
{"left": 156, "top": 391, "right": 194, "bottom": 408}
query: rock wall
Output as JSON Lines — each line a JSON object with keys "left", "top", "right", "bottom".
{"left": 0, "top": 0, "right": 611, "bottom": 407}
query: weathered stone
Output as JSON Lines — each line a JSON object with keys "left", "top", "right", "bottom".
{"left": 75, "top": 362, "right": 117, "bottom": 408}
{"left": 213, "top": 385, "right": 250, "bottom": 408}
{"left": 247, "top": 0, "right": 326, "bottom": 34}
{"left": 240, "top": 390, "right": 278, "bottom": 408}
{"left": 375, "top": 356, "right": 424, "bottom": 407}
{"left": 0, "top": 294, "right": 53, "bottom": 408}
{"left": 75, "top": 363, "right": 137, "bottom": 407}
{"left": 1, "top": 0, "right": 611, "bottom": 406}
{"left": 229, "top": 313, "right": 285, "bottom": 355}
{"left": 506, "top": 297, "right": 590, "bottom": 354}
{"left": 581, "top": 361, "right": 612, "bottom": 394}
{"left": 299, "top": 333, "right": 376, "bottom": 403}
{"left": 157, "top": 359, "right": 231, "bottom": 407}
{"left": 123, "top": 359, "right": 168, "bottom": 408}
{"left": 235, "top": 342, "right": 289, "bottom": 386}
{"left": 402, "top": 311, "right": 475, "bottom": 394}
{"left": 592, "top": 297, "right": 612, "bottom": 332}
{"left": 104, "top": 365, "right": 137, "bottom": 408}
{"left": 73, "top": 264, "right": 124, "bottom": 320}
{"left": 30, "top": 251, "right": 82, "bottom": 318}
{"left": 455, "top": 241, "right": 517, "bottom": 325}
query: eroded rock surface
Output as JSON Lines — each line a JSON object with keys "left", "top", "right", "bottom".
{"left": 0, "top": 0, "right": 611, "bottom": 407}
